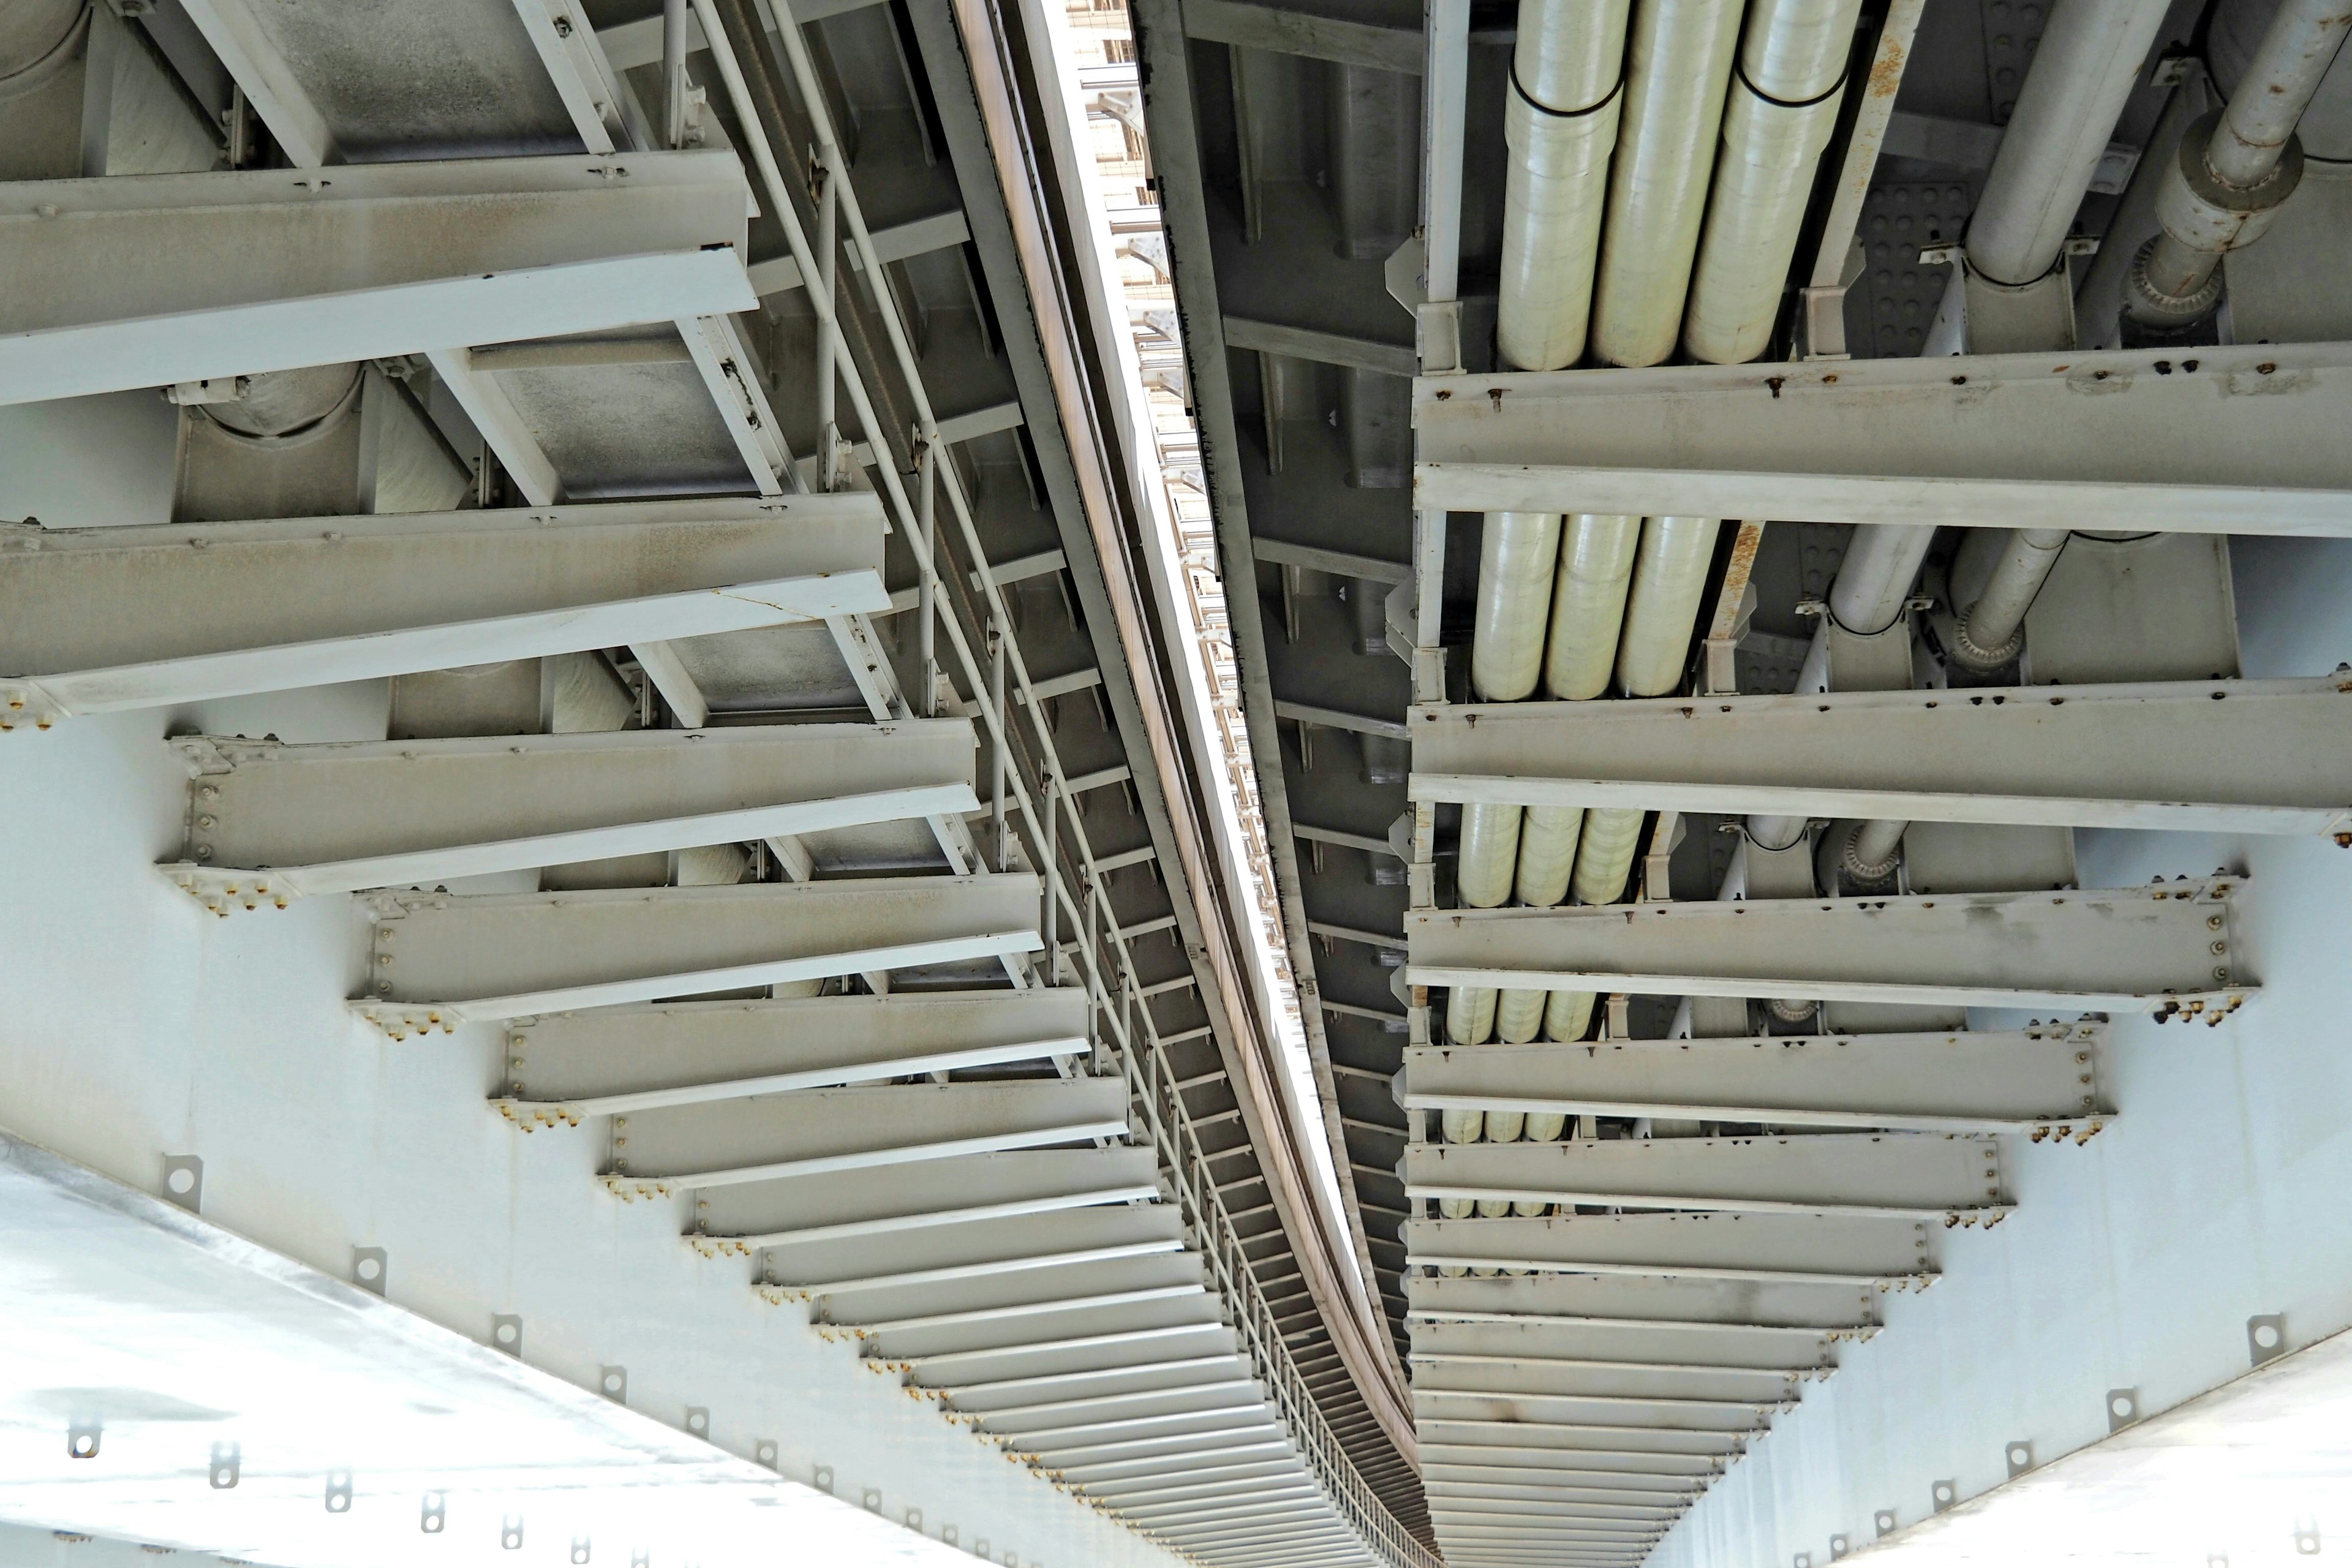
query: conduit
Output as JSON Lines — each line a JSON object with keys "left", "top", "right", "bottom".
{"left": 1498, "top": 0, "right": 1633, "bottom": 371}
{"left": 1590, "top": 0, "right": 1749, "bottom": 367}
{"left": 1683, "top": 0, "right": 1868, "bottom": 364}
{"left": 2127, "top": 0, "right": 2352, "bottom": 324}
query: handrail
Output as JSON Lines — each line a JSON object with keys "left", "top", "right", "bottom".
{"left": 688, "top": 4, "right": 1434, "bottom": 1564}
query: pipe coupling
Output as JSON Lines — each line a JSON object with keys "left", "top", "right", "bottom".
{"left": 1765, "top": 997, "right": 1819, "bottom": 1026}
{"left": 1947, "top": 606, "right": 2027, "bottom": 674}
{"left": 1834, "top": 820, "right": 1902, "bottom": 889}
{"left": 2156, "top": 110, "right": 2305, "bottom": 257}
{"left": 2124, "top": 234, "right": 2226, "bottom": 325}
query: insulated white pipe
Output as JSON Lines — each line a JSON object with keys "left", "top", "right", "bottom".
{"left": 1683, "top": 0, "right": 1867, "bottom": 363}
{"left": 1499, "top": 0, "right": 1634, "bottom": 370}
{"left": 1570, "top": 805, "right": 1647, "bottom": 906}
{"left": 1515, "top": 806, "right": 1586, "bottom": 906}
{"left": 1446, "top": 986, "right": 1497, "bottom": 1048}
{"left": 1955, "top": 528, "right": 2069, "bottom": 669}
{"left": 1589, "top": 0, "right": 1749, "bottom": 366}
{"left": 1457, "top": 802, "right": 1524, "bottom": 908}
{"left": 1542, "top": 514, "right": 1643, "bottom": 699}
{"left": 1616, "top": 516, "right": 1722, "bottom": 696}
{"left": 1496, "top": 989, "right": 1547, "bottom": 1044}
{"left": 1545, "top": 988, "right": 1597, "bottom": 1041}
{"left": 1472, "top": 512, "right": 1564, "bottom": 700}
{"left": 1969, "top": 0, "right": 2175, "bottom": 285}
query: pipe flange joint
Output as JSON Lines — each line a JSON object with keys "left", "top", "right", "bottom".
{"left": 1839, "top": 824, "right": 1901, "bottom": 887}
{"left": 2125, "top": 233, "right": 2226, "bottom": 325}
{"left": 1948, "top": 609, "right": 2026, "bottom": 674}
{"left": 2157, "top": 110, "right": 2305, "bottom": 257}
{"left": 1765, "top": 997, "right": 1819, "bottom": 1026}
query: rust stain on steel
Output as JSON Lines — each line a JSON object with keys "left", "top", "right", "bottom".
{"left": 1868, "top": 37, "right": 1908, "bottom": 98}
{"left": 1706, "top": 520, "right": 1767, "bottom": 641}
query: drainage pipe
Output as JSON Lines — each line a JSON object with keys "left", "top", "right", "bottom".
{"left": 1683, "top": 0, "right": 1870, "bottom": 364}
{"left": 1969, "top": 0, "right": 2176, "bottom": 286}
{"left": 1498, "top": 0, "right": 1634, "bottom": 371}
{"left": 1590, "top": 0, "right": 1750, "bottom": 366}
{"left": 1952, "top": 528, "right": 2069, "bottom": 672}
{"left": 2127, "top": 0, "right": 2352, "bottom": 323}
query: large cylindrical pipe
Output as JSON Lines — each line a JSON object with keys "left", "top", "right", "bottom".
{"left": 1828, "top": 522, "right": 1935, "bottom": 636}
{"left": 1542, "top": 514, "right": 1643, "bottom": 699}
{"left": 1616, "top": 516, "right": 1721, "bottom": 695}
{"left": 1544, "top": 988, "right": 1597, "bottom": 1041}
{"left": 1472, "top": 511, "right": 1565, "bottom": 700}
{"left": 1953, "top": 528, "right": 2068, "bottom": 671}
{"left": 1496, "top": 989, "right": 1548, "bottom": 1043}
{"left": 1457, "top": 804, "right": 1525, "bottom": 908}
{"left": 1589, "top": 0, "right": 1749, "bottom": 366}
{"left": 2128, "top": 0, "right": 2351, "bottom": 322}
{"left": 1968, "top": 0, "right": 2175, "bottom": 286}
{"left": 1515, "top": 806, "right": 1586, "bottom": 906}
{"left": 1571, "top": 805, "right": 1647, "bottom": 905}
{"left": 1683, "top": 0, "right": 1868, "bottom": 364}
{"left": 1498, "top": 0, "right": 1634, "bottom": 370}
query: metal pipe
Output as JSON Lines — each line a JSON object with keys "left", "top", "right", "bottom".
{"left": 2129, "top": 0, "right": 2351, "bottom": 321}
{"left": 662, "top": 0, "right": 692, "bottom": 149}
{"left": 815, "top": 160, "right": 840, "bottom": 488}
{"left": 991, "top": 619, "right": 1008, "bottom": 870}
{"left": 1969, "top": 0, "right": 2174, "bottom": 286}
{"left": 1542, "top": 514, "right": 1643, "bottom": 699}
{"left": 1683, "top": 0, "right": 1869, "bottom": 364}
{"left": 1616, "top": 516, "right": 1721, "bottom": 696}
{"left": 1570, "top": 805, "right": 1646, "bottom": 906}
{"left": 1954, "top": 527, "right": 2068, "bottom": 671}
{"left": 1043, "top": 774, "right": 1058, "bottom": 983}
{"left": 919, "top": 440, "right": 938, "bottom": 715}
{"left": 1544, "top": 989, "right": 1596, "bottom": 1042}
{"left": 1456, "top": 801, "right": 1524, "bottom": 908}
{"left": 1472, "top": 511, "right": 1564, "bottom": 700}
{"left": 1514, "top": 806, "right": 1586, "bottom": 907}
{"left": 1497, "top": 0, "right": 1633, "bottom": 371}
{"left": 1589, "top": 0, "right": 1749, "bottom": 366}
{"left": 1828, "top": 522, "right": 1934, "bottom": 636}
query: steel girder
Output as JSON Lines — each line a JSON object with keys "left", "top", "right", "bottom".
{"left": 1407, "top": 677, "right": 2352, "bottom": 838}
{"left": 502, "top": 989, "right": 1091, "bottom": 1120}
{"left": 1400, "top": 1212, "right": 1936, "bottom": 1287}
{"left": 1404, "top": 878, "right": 2253, "bottom": 1015}
{"left": 163, "top": 723, "right": 978, "bottom": 910}
{"left": 1410, "top": 342, "right": 2352, "bottom": 533}
{"left": 1407, "top": 1317, "right": 1840, "bottom": 1375}
{"left": 1398, "top": 1027, "right": 2106, "bottom": 1136}
{"left": 0, "top": 498, "right": 888, "bottom": 726}
{"left": 1409, "top": 1272, "right": 1877, "bottom": 1336}
{"left": 353, "top": 874, "right": 1043, "bottom": 1032}
{"left": 0, "top": 154, "right": 756, "bottom": 404}
{"left": 1401, "top": 1133, "right": 2005, "bottom": 1220}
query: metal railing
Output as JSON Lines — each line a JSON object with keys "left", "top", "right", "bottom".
{"left": 687, "top": 4, "right": 1434, "bottom": 1565}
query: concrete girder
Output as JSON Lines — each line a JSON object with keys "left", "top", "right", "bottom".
{"left": 0, "top": 154, "right": 756, "bottom": 405}
{"left": 164, "top": 723, "right": 978, "bottom": 911}
{"left": 1412, "top": 343, "right": 2352, "bottom": 534}
{"left": 1402, "top": 1133, "right": 2006, "bottom": 1221}
{"left": 1408, "top": 677, "right": 2352, "bottom": 838}
{"left": 600, "top": 1077, "right": 1131, "bottom": 1191}
{"left": 353, "top": 874, "right": 1042, "bottom": 1033}
{"left": 0, "top": 497, "right": 887, "bottom": 726}
{"left": 1404, "top": 879, "right": 2253, "bottom": 1016}
{"left": 1398, "top": 1027, "right": 2106, "bottom": 1137}
{"left": 1400, "top": 1212, "right": 1936, "bottom": 1289}
{"left": 502, "top": 989, "right": 1091, "bottom": 1120}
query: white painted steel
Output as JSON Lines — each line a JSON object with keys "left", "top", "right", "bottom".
{"left": 1568, "top": 805, "right": 1646, "bottom": 909}
{"left": 1682, "top": 0, "right": 1868, "bottom": 364}
{"left": 1410, "top": 1272, "right": 1879, "bottom": 1334}
{"left": 1967, "top": 0, "right": 2173, "bottom": 285}
{"left": 1408, "top": 679, "right": 2352, "bottom": 836}
{"left": 1403, "top": 1134, "right": 2007, "bottom": 1219}
{"left": 1411, "top": 344, "right": 2352, "bottom": 532}
{"left": 1543, "top": 515, "right": 1643, "bottom": 700}
{"left": 1400, "top": 1026, "right": 2106, "bottom": 1134}
{"left": 1589, "top": 0, "right": 1748, "bottom": 366}
{"left": 1408, "top": 878, "right": 2252, "bottom": 1014}
{"left": 162, "top": 725, "right": 978, "bottom": 906}
{"left": 0, "top": 156, "right": 758, "bottom": 405}
{"left": 354, "top": 875, "right": 1044, "bottom": 1033}
{"left": 1498, "top": 0, "right": 1631, "bottom": 372}
{"left": 0, "top": 498, "right": 887, "bottom": 723}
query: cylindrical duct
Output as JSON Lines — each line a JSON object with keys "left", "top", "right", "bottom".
{"left": 1542, "top": 514, "right": 1643, "bottom": 699}
{"left": 1683, "top": 0, "right": 1867, "bottom": 363}
{"left": 1968, "top": 0, "right": 2174, "bottom": 286}
{"left": 1953, "top": 529, "right": 2068, "bottom": 669}
{"left": 1572, "top": 806, "right": 1647, "bottom": 905}
{"left": 1457, "top": 804, "right": 1525, "bottom": 908}
{"left": 1447, "top": 986, "right": 1498, "bottom": 1047}
{"left": 1589, "top": 0, "right": 1749, "bottom": 366}
{"left": 1472, "top": 511, "right": 1566, "bottom": 701}
{"left": 1497, "top": 989, "right": 1547, "bottom": 1043}
{"left": 1828, "top": 522, "right": 1935, "bottom": 635}
{"left": 1616, "top": 517, "right": 1722, "bottom": 695}
{"left": 1498, "top": 0, "right": 1634, "bottom": 369}
{"left": 1515, "top": 805, "right": 1587, "bottom": 907}
{"left": 1545, "top": 989, "right": 1597, "bottom": 1041}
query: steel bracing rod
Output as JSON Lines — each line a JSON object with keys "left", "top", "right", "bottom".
{"left": 688, "top": 9, "right": 1417, "bottom": 1562}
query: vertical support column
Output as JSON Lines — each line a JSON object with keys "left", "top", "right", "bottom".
{"left": 815, "top": 158, "right": 841, "bottom": 490}
{"left": 1412, "top": 0, "right": 1471, "bottom": 709}
{"left": 990, "top": 620, "right": 1009, "bottom": 872}
{"left": 662, "top": 0, "right": 691, "bottom": 148}
{"left": 918, "top": 437, "right": 939, "bottom": 717}
{"left": 1042, "top": 772, "right": 1060, "bottom": 984}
